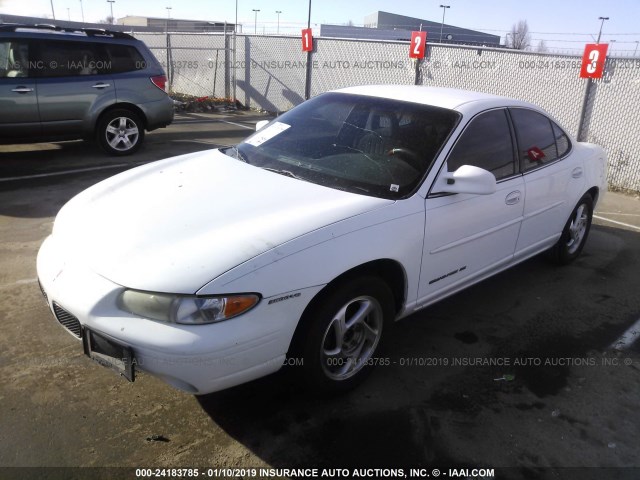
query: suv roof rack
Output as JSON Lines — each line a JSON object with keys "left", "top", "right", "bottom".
{"left": 0, "top": 23, "right": 135, "bottom": 40}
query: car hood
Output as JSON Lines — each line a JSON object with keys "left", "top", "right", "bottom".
{"left": 52, "top": 149, "right": 392, "bottom": 293}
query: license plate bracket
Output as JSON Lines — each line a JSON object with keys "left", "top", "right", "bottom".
{"left": 82, "top": 328, "right": 135, "bottom": 382}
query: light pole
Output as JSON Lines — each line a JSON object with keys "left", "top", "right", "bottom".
{"left": 107, "top": 0, "right": 115, "bottom": 24}
{"left": 596, "top": 16, "right": 609, "bottom": 44}
{"left": 439, "top": 5, "right": 450, "bottom": 43}
{"left": 252, "top": 9, "right": 260, "bottom": 34}
{"left": 80, "top": 0, "right": 85, "bottom": 23}
{"left": 634, "top": 40, "right": 639, "bottom": 57}
{"left": 50, "top": 0, "right": 56, "bottom": 19}
{"left": 67, "top": 7, "right": 70, "bottom": 20}
{"left": 166, "top": 6, "right": 172, "bottom": 19}
{"left": 233, "top": 0, "right": 238, "bottom": 103}
{"left": 276, "top": 10, "right": 282, "bottom": 34}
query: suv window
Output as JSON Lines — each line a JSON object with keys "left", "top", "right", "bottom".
{"left": 447, "top": 109, "right": 516, "bottom": 181}
{"left": 0, "top": 40, "right": 31, "bottom": 78}
{"left": 510, "top": 108, "right": 560, "bottom": 171}
{"left": 36, "top": 40, "right": 103, "bottom": 77}
{"left": 33, "top": 41, "right": 145, "bottom": 77}
{"left": 103, "top": 44, "right": 145, "bottom": 73}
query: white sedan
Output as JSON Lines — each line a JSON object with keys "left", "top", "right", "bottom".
{"left": 37, "top": 86, "right": 607, "bottom": 394}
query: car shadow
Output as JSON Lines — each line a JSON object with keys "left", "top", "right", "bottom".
{"left": 195, "top": 224, "right": 640, "bottom": 469}
{"left": 195, "top": 369, "right": 454, "bottom": 469}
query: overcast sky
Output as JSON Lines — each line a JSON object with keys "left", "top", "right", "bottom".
{"left": 2, "top": 0, "right": 640, "bottom": 54}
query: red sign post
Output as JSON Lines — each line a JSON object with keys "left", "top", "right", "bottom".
{"left": 301, "top": 28, "right": 313, "bottom": 52}
{"left": 409, "top": 31, "right": 427, "bottom": 59}
{"left": 580, "top": 43, "right": 609, "bottom": 79}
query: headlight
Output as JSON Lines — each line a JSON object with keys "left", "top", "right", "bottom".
{"left": 119, "top": 290, "right": 260, "bottom": 325}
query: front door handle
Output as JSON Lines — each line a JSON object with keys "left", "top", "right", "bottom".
{"left": 505, "top": 190, "right": 522, "bottom": 205}
{"left": 92, "top": 83, "right": 111, "bottom": 89}
{"left": 11, "top": 86, "right": 34, "bottom": 93}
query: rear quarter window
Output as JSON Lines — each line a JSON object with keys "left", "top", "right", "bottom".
{"left": 552, "top": 121, "right": 571, "bottom": 158}
{"left": 103, "top": 44, "right": 146, "bottom": 73}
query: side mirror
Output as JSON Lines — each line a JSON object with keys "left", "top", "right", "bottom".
{"left": 255, "top": 120, "right": 269, "bottom": 131}
{"left": 437, "top": 165, "right": 497, "bottom": 195}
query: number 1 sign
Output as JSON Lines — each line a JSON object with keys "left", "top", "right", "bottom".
{"left": 409, "top": 31, "right": 427, "bottom": 59}
{"left": 302, "top": 28, "right": 313, "bottom": 52}
{"left": 580, "top": 43, "right": 608, "bottom": 79}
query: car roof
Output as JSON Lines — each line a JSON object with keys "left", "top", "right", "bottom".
{"left": 0, "top": 24, "right": 136, "bottom": 41}
{"left": 332, "top": 85, "right": 539, "bottom": 113}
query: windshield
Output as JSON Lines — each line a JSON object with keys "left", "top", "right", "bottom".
{"left": 228, "top": 92, "right": 460, "bottom": 199}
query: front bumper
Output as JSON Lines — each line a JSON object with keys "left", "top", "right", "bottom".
{"left": 36, "top": 235, "right": 318, "bottom": 394}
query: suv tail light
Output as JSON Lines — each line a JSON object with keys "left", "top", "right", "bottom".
{"left": 150, "top": 75, "right": 167, "bottom": 92}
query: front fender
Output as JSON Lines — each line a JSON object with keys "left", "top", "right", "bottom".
{"left": 197, "top": 196, "right": 426, "bottom": 311}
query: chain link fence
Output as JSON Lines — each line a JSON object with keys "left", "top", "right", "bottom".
{"left": 310, "top": 38, "right": 415, "bottom": 96}
{"left": 135, "top": 32, "right": 230, "bottom": 100}
{"left": 235, "top": 35, "right": 308, "bottom": 112}
{"left": 581, "top": 58, "right": 640, "bottom": 192}
{"left": 417, "top": 46, "right": 587, "bottom": 137}
{"left": 134, "top": 32, "right": 640, "bottom": 193}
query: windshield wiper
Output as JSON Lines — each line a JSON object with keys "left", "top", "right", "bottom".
{"left": 262, "top": 167, "right": 304, "bottom": 180}
{"left": 224, "top": 145, "right": 249, "bottom": 163}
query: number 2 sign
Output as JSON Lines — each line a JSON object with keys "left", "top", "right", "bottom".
{"left": 580, "top": 43, "right": 608, "bottom": 79}
{"left": 409, "top": 31, "right": 427, "bottom": 59}
{"left": 302, "top": 28, "right": 313, "bottom": 52}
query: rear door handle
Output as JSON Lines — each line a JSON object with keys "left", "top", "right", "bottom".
{"left": 572, "top": 167, "right": 584, "bottom": 178}
{"left": 11, "top": 86, "right": 34, "bottom": 93}
{"left": 505, "top": 190, "right": 522, "bottom": 205}
{"left": 92, "top": 83, "right": 111, "bottom": 89}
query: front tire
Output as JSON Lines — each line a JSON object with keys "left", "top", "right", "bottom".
{"left": 297, "top": 276, "right": 394, "bottom": 393}
{"left": 550, "top": 193, "right": 593, "bottom": 265}
{"left": 97, "top": 109, "right": 145, "bottom": 156}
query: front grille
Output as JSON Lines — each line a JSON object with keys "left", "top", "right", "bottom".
{"left": 52, "top": 302, "right": 82, "bottom": 338}
{"left": 38, "top": 279, "right": 48, "bottom": 303}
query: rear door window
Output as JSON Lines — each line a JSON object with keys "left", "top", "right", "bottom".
{"left": 35, "top": 40, "right": 104, "bottom": 77}
{"left": 0, "top": 40, "right": 31, "bottom": 78}
{"left": 509, "top": 108, "right": 560, "bottom": 171}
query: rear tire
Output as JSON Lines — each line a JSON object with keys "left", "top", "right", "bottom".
{"left": 550, "top": 193, "right": 593, "bottom": 265}
{"left": 295, "top": 276, "right": 394, "bottom": 393}
{"left": 97, "top": 109, "right": 145, "bottom": 156}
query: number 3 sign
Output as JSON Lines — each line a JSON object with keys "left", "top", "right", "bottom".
{"left": 409, "top": 31, "right": 427, "bottom": 59}
{"left": 580, "top": 43, "right": 608, "bottom": 79}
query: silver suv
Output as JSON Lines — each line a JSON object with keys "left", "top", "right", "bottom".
{"left": 0, "top": 24, "right": 173, "bottom": 155}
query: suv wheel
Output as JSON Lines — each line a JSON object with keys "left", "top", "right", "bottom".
{"left": 97, "top": 109, "right": 145, "bottom": 156}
